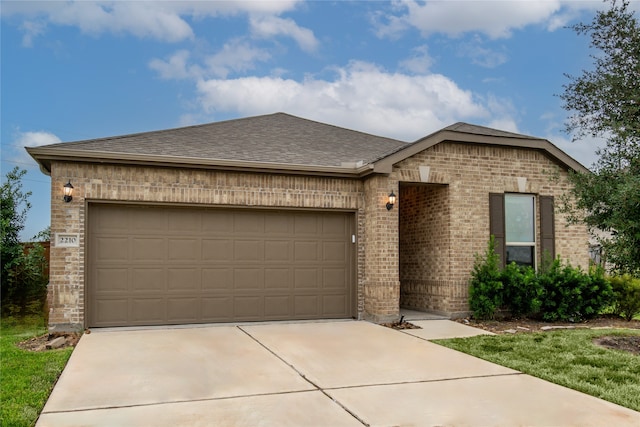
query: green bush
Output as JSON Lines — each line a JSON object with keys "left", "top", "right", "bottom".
{"left": 610, "top": 274, "right": 640, "bottom": 321}
{"left": 538, "top": 260, "right": 612, "bottom": 322}
{"left": 469, "top": 236, "right": 503, "bottom": 319}
{"left": 469, "top": 238, "right": 614, "bottom": 321}
{"left": 501, "top": 263, "right": 541, "bottom": 318}
{"left": 1, "top": 243, "right": 48, "bottom": 316}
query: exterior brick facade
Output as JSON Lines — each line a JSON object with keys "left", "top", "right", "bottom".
{"left": 395, "top": 142, "right": 589, "bottom": 317}
{"left": 39, "top": 120, "right": 590, "bottom": 331}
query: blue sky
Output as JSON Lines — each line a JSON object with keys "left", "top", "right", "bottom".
{"left": 2, "top": 0, "right": 634, "bottom": 240}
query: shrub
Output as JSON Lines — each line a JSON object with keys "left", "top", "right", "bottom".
{"left": 501, "top": 263, "right": 541, "bottom": 318}
{"left": 538, "top": 259, "right": 613, "bottom": 322}
{"left": 610, "top": 274, "right": 640, "bottom": 321}
{"left": 469, "top": 236, "right": 503, "bottom": 319}
{"left": 2, "top": 243, "right": 48, "bottom": 316}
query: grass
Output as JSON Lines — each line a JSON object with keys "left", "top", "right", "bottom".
{"left": 1, "top": 315, "right": 73, "bottom": 427}
{"left": 435, "top": 328, "right": 640, "bottom": 411}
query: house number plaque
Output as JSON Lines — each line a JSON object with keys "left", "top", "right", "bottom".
{"left": 55, "top": 233, "right": 80, "bottom": 248}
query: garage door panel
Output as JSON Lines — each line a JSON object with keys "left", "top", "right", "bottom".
{"left": 167, "top": 298, "right": 199, "bottom": 322}
{"left": 294, "top": 215, "right": 318, "bottom": 235}
{"left": 264, "top": 214, "right": 291, "bottom": 234}
{"left": 294, "top": 241, "right": 318, "bottom": 261}
{"left": 95, "top": 299, "right": 128, "bottom": 324}
{"left": 132, "top": 238, "right": 165, "bottom": 261}
{"left": 323, "top": 269, "right": 347, "bottom": 288}
{"left": 168, "top": 238, "right": 200, "bottom": 260}
{"left": 234, "top": 269, "right": 263, "bottom": 289}
{"left": 89, "top": 204, "right": 353, "bottom": 327}
{"left": 265, "top": 296, "right": 290, "bottom": 316}
{"left": 95, "top": 237, "right": 129, "bottom": 261}
{"left": 294, "top": 295, "right": 319, "bottom": 316}
{"left": 234, "top": 296, "right": 263, "bottom": 318}
{"left": 95, "top": 269, "right": 128, "bottom": 292}
{"left": 322, "top": 215, "right": 347, "bottom": 235}
{"left": 294, "top": 269, "right": 318, "bottom": 288}
{"left": 202, "top": 268, "right": 232, "bottom": 290}
{"left": 168, "top": 269, "right": 199, "bottom": 291}
{"left": 131, "top": 299, "right": 164, "bottom": 322}
{"left": 323, "top": 241, "right": 347, "bottom": 261}
{"left": 131, "top": 268, "right": 165, "bottom": 291}
{"left": 202, "top": 210, "right": 233, "bottom": 232}
{"left": 234, "top": 240, "right": 263, "bottom": 261}
{"left": 131, "top": 209, "right": 166, "bottom": 232}
{"left": 202, "top": 239, "right": 231, "bottom": 261}
{"left": 265, "top": 268, "right": 290, "bottom": 289}
{"left": 265, "top": 241, "right": 290, "bottom": 260}
{"left": 234, "top": 212, "right": 263, "bottom": 233}
{"left": 201, "top": 297, "right": 233, "bottom": 320}
{"left": 168, "top": 210, "right": 200, "bottom": 232}
{"left": 323, "top": 295, "right": 347, "bottom": 315}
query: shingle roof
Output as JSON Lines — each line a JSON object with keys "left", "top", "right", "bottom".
{"left": 37, "top": 113, "right": 407, "bottom": 168}
{"left": 442, "top": 122, "right": 545, "bottom": 140}
{"left": 27, "top": 113, "right": 588, "bottom": 176}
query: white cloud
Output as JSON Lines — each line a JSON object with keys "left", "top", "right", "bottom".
{"left": 399, "top": 45, "right": 433, "bottom": 74}
{"left": 3, "top": 0, "right": 305, "bottom": 45}
{"left": 11, "top": 130, "right": 62, "bottom": 165}
{"left": 16, "top": 130, "right": 61, "bottom": 148}
{"left": 458, "top": 35, "right": 508, "bottom": 68}
{"left": 149, "top": 50, "right": 203, "bottom": 80}
{"left": 375, "top": 0, "right": 569, "bottom": 39}
{"left": 205, "top": 39, "right": 272, "bottom": 78}
{"left": 195, "top": 61, "right": 505, "bottom": 142}
{"left": 250, "top": 15, "right": 318, "bottom": 52}
{"left": 150, "top": 40, "right": 271, "bottom": 80}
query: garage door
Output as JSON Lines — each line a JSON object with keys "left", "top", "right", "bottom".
{"left": 87, "top": 204, "right": 355, "bottom": 327}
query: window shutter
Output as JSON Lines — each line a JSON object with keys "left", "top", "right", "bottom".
{"left": 489, "top": 193, "right": 506, "bottom": 267}
{"left": 539, "top": 195, "right": 555, "bottom": 262}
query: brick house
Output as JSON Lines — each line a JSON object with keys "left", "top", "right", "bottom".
{"left": 27, "top": 113, "right": 590, "bottom": 332}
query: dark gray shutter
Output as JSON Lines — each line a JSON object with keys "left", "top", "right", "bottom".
{"left": 539, "top": 195, "right": 555, "bottom": 262}
{"left": 489, "top": 193, "right": 506, "bottom": 267}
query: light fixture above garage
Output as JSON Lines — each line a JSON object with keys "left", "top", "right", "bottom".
{"left": 63, "top": 181, "right": 74, "bottom": 203}
{"left": 386, "top": 191, "right": 396, "bottom": 210}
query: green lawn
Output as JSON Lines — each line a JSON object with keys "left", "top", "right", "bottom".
{"left": 0, "top": 315, "right": 73, "bottom": 427}
{"left": 435, "top": 328, "right": 640, "bottom": 411}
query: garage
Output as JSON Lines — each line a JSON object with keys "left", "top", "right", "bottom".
{"left": 88, "top": 204, "right": 355, "bottom": 327}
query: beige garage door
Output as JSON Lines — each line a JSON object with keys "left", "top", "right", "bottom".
{"left": 88, "top": 204, "right": 355, "bottom": 327}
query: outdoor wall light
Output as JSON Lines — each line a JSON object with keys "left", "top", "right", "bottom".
{"left": 63, "top": 181, "right": 74, "bottom": 203}
{"left": 386, "top": 191, "right": 396, "bottom": 210}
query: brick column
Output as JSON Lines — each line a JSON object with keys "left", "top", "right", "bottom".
{"left": 363, "top": 175, "right": 400, "bottom": 322}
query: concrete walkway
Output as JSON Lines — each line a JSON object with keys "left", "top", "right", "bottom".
{"left": 37, "top": 320, "right": 640, "bottom": 426}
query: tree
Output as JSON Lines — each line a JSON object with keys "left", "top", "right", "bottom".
{"left": 1, "top": 166, "right": 48, "bottom": 315}
{"left": 559, "top": 0, "right": 640, "bottom": 276}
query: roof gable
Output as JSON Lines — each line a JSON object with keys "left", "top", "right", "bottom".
{"left": 373, "top": 122, "right": 589, "bottom": 174}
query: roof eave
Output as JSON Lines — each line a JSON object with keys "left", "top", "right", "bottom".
{"left": 26, "top": 147, "right": 376, "bottom": 178}
{"left": 372, "top": 130, "right": 590, "bottom": 174}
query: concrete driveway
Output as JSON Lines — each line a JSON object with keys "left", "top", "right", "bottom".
{"left": 37, "top": 320, "right": 640, "bottom": 426}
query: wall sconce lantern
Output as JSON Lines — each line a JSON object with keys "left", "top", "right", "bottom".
{"left": 386, "top": 191, "right": 396, "bottom": 211}
{"left": 63, "top": 181, "right": 74, "bottom": 203}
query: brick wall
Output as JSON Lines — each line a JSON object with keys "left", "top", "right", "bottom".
{"left": 46, "top": 140, "right": 589, "bottom": 329}
{"left": 393, "top": 142, "right": 589, "bottom": 316}
{"left": 48, "top": 162, "right": 365, "bottom": 331}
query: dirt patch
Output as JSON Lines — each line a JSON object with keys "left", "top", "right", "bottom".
{"left": 593, "top": 336, "right": 640, "bottom": 355}
{"left": 381, "top": 320, "right": 422, "bottom": 330}
{"left": 17, "top": 332, "right": 81, "bottom": 352}
{"left": 456, "top": 315, "right": 640, "bottom": 335}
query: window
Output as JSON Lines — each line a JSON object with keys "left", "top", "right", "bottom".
{"left": 505, "top": 194, "right": 535, "bottom": 267}
{"left": 489, "top": 193, "right": 555, "bottom": 269}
